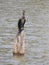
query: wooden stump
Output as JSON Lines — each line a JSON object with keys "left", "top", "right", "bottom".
{"left": 13, "top": 31, "right": 25, "bottom": 55}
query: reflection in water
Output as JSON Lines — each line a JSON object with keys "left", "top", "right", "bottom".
{"left": 13, "top": 55, "right": 25, "bottom": 65}
{"left": 13, "top": 55, "right": 25, "bottom": 61}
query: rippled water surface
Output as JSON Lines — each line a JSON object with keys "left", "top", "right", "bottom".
{"left": 0, "top": 0, "right": 49, "bottom": 65}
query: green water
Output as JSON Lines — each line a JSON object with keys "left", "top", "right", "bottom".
{"left": 0, "top": 0, "right": 49, "bottom": 65}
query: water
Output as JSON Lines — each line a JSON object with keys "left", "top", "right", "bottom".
{"left": 0, "top": 0, "right": 49, "bottom": 65}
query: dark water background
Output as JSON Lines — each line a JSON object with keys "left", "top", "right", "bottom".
{"left": 0, "top": 0, "right": 49, "bottom": 65}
